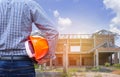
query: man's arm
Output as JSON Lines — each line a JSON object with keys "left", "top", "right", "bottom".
{"left": 29, "top": 1, "right": 59, "bottom": 62}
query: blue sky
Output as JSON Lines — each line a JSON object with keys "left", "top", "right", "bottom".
{"left": 34, "top": 0, "right": 120, "bottom": 46}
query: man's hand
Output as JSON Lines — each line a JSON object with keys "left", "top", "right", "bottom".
{"left": 37, "top": 58, "right": 50, "bottom": 64}
{"left": 37, "top": 53, "right": 51, "bottom": 64}
{"left": 36, "top": 54, "right": 56, "bottom": 64}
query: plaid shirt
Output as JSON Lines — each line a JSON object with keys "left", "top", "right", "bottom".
{"left": 0, "top": 0, "right": 58, "bottom": 58}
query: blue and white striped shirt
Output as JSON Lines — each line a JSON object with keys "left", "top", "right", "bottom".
{"left": 0, "top": 0, "right": 59, "bottom": 58}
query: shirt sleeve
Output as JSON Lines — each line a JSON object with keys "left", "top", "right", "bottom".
{"left": 28, "top": 1, "right": 59, "bottom": 59}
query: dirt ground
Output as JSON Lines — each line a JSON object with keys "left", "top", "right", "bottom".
{"left": 36, "top": 66, "right": 120, "bottom": 77}
{"left": 36, "top": 72, "right": 120, "bottom": 77}
{"left": 71, "top": 72, "right": 120, "bottom": 77}
{"left": 112, "top": 70, "right": 120, "bottom": 75}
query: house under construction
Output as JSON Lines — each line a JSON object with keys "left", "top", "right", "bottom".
{"left": 52, "top": 30, "right": 120, "bottom": 67}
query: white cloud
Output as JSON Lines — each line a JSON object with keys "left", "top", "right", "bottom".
{"left": 103, "top": 0, "right": 120, "bottom": 35}
{"left": 53, "top": 10, "right": 60, "bottom": 17}
{"left": 103, "top": 0, "right": 120, "bottom": 12}
{"left": 109, "top": 24, "right": 120, "bottom": 34}
{"left": 58, "top": 17, "right": 72, "bottom": 26}
{"left": 53, "top": 10, "right": 72, "bottom": 31}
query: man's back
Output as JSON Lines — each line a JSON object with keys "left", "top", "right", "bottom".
{"left": 0, "top": 0, "right": 58, "bottom": 76}
{"left": 0, "top": 0, "right": 32, "bottom": 55}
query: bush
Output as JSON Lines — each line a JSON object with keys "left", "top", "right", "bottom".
{"left": 113, "top": 63, "right": 120, "bottom": 68}
{"left": 34, "top": 64, "right": 39, "bottom": 69}
{"left": 104, "top": 62, "right": 110, "bottom": 67}
{"left": 91, "top": 67, "right": 100, "bottom": 72}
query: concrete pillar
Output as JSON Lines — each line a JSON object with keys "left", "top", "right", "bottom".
{"left": 63, "top": 43, "right": 68, "bottom": 73}
{"left": 110, "top": 55, "right": 113, "bottom": 65}
{"left": 96, "top": 49, "right": 99, "bottom": 67}
{"left": 50, "top": 59, "right": 53, "bottom": 69}
{"left": 114, "top": 52, "right": 118, "bottom": 64}
{"left": 94, "top": 52, "right": 96, "bottom": 67}
{"left": 80, "top": 54, "right": 82, "bottom": 66}
{"left": 119, "top": 52, "right": 120, "bottom": 64}
{"left": 93, "top": 34, "right": 99, "bottom": 66}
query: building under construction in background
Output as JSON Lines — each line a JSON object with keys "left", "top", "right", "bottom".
{"left": 49, "top": 30, "right": 120, "bottom": 67}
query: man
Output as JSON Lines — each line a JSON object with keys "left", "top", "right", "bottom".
{"left": 0, "top": 0, "right": 59, "bottom": 77}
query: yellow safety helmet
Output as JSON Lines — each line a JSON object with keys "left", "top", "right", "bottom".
{"left": 25, "top": 35, "right": 49, "bottom": 61}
